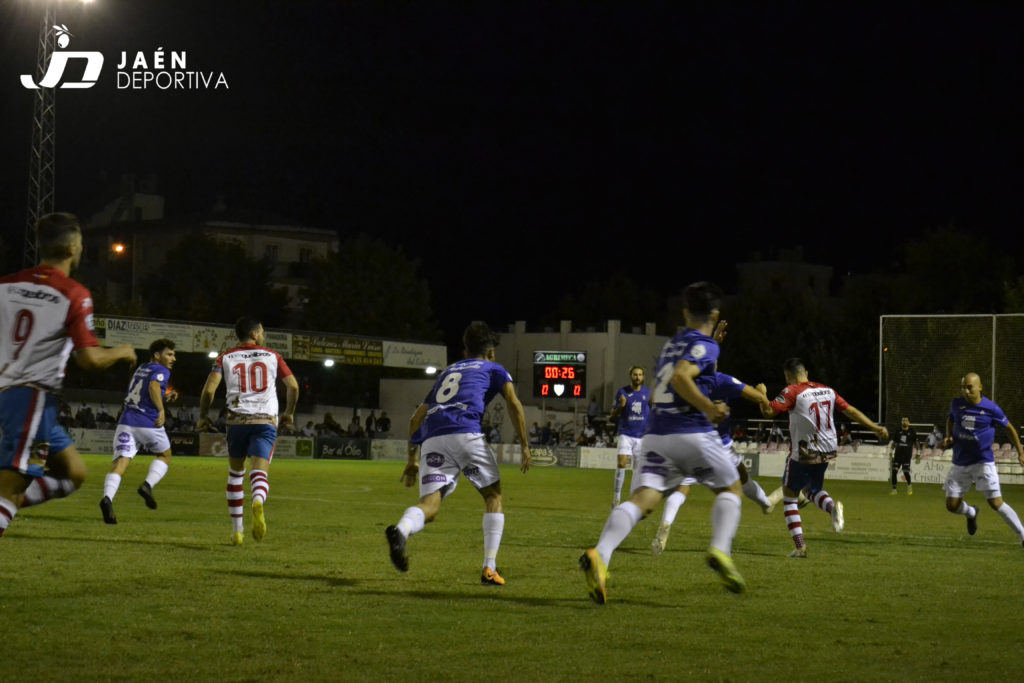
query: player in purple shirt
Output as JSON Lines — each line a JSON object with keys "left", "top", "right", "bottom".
{"left": 651, "top": 367, "right": 779, "bottom": 554}
{"left": 942, "top": 372, "right": 1024, "bottom": 544}
{"left": 386, "top": 322, "right": 532, "bottom": 585}
{"left": 580, "top": 282, "right": 746, "bottom": 603}
{"left": 100, "top": 339, "right": 179, "bottom": 524}
{"left": 607, "top": 366, "right": 650, "bottom": 507}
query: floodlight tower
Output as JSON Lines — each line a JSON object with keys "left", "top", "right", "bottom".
{"left": 24, "top": 4, "right": 58, "bottom": 267}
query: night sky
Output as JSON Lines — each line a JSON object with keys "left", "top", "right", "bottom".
{"left": 2, "top": 1, "right": 1023, "bottom": 344}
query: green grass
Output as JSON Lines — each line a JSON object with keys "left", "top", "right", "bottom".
{"left": 3, "top": 456, "right": 1022, "bottom": 681}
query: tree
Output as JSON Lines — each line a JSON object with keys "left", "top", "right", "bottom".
{"left": 141, "top": 232, "right": 288, "bottom": 325}
{"left": 903, "top": 225, "right": 1011, "bottom": 313}
{"left": 300, "top": 234, "right": 440, "bottom": 340}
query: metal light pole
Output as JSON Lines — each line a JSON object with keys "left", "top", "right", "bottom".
{"left": 25, "top": 5, "right": 58, "bottom": 267}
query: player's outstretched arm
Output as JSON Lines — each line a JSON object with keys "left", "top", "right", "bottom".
{"left": 739, "top": 383, "right": 771, "bottom": 413}
{"left": 841, "top": 405, "right": 888, "bottom": 442}
{"left": 75, "top": 344, "right": 136, "bottom": 371}
{"left": 502, "top": 382, "right": 531, "bottom": 473}
{"left": 754, "top": 383, "right": 777, "bottom": 418}
{"left": 670, "top": 360, "right": 728, "bottom": 424}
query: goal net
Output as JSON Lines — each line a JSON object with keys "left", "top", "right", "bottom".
{"left": 880, "top": 314, "right": 1024, "bottom": 431}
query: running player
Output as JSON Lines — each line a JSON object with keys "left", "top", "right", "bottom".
{"left": 385, "top": 321, "right": 532, "bottom": 585}
{"left": 197, "top": 317, "right": 298, "bottom": 545}
{"left": 942, "top": 372, "right": 1024, "bottom": 545}
{"left": 758, "top": 358, "right": 888, "bottom": 557}
{"left": 0, "top": 213, "right": 136, "bottom": 537}
{"left": 607, "top": 365, "right": 650, "bottom": 507}
{"left": 100, "top": 338, "right": 179, "bottom": 524}
{"left": 580, "top": 281, "right": 746, "bottom": 602}
{"left": 651, "top": 369, "right": 781, "bottom": 554}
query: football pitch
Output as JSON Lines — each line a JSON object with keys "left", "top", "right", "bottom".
{"left": 3, "top": 456, "right": 1022, "bottom": 682}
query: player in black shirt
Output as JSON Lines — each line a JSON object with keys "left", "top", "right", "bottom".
{"left": 889, "top": 417, "right": 916, "bottom": 495}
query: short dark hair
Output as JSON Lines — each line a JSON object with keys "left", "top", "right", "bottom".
{"left": 150, "top": 338, "right": 175, "bottom": 356}
{"left": 683, "top": 281, "right": 723, "bottom": 321}
{"left": 36, "top": 212, "right": 81, "bottom": 260}
{"left": 235, "top": 316, "right": 262, "bottom": 342}
{"left": 783, "top": 358, "right": 806, "bottom": 376}
{"left": 463, "top": 321, "right": 500, "bottom": 357}
{"left": 629, "top": 365, "right": 645, "bottom": 374}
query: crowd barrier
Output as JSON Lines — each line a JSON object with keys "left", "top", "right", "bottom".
{"left": 67, "top": 430, "right": 1024, "bottom": 484}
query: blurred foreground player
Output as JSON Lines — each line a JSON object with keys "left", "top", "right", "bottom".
{"left": 0, "top": 213, "right": 136, "bottom": 537}
{"left": 386, "top": 321, "right": 531, "bottom": 585}
{"left": 580, "top": 282, "right": 746, "bottom": 602}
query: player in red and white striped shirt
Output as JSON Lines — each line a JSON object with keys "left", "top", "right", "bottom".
{"left": 198, "top": 317, "right": 298, "bottom": 546}
{"left": 759, "top": 358, "right": 888, "bottom": 557}
{"left": 0, "top": 213, "right": 137, "bottom": 538}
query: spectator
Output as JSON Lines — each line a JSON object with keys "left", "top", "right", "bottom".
{"left": 581, "top": 422, "right": 596, "bottom": 446}
{"left": 365, "top": 410, "right": 377, "bottom": 437}
{"left": 95, "top": 405, "right": 116, "bottom": 429}
{"left": 587, "top": 394, "right": 601, "bottom": 426}
{"left": 376, "top": 411, "right": 391, "bottom": 437}
{"left": 301, "top": 420, "right": 315, "bottom": 437}
{"left": 347, "top": 415, "right": 365, "bottom": 438}
{"left": 76, "top": 404, "right": 96, "bottom": 429}
{"left": 541, "top": 421, "right": 553, "bottom": 446}
{"left": 927, "top": 424, "right": 943, "bottom": 449}
{"left": 320, "top": 412, "right": 343, "bottom": 435}
{"left": 529, "top": 422, "right": 540, "bottom": 445}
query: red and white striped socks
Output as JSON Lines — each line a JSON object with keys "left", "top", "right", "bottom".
{"left": 227, "top": 468, "right": 245, "bottom": 533}
{"left": 783, "top": 497, "right": 805, "bottom": 549}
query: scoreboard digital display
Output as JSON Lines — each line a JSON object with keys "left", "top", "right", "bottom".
{"left": 533, "top": 350, "right": 587, "bottom": 399}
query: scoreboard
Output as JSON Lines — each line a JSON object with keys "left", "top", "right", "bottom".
{"left": 532, "top": 350, "right": 587, "bottom": 399}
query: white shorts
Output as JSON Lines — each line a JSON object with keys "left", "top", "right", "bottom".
{"left": 418, "top": 432, "right": 500, "bottom": 499}
{"left": 944, "top": 461, "right": 1002, "bottom": 499}
{"left": 617, "top": 434, "right": 643, "bottom": 458}
{"left": 726, "top": 442, "right": 742, "bottom": 469}
{"left": 634, "top": 431, "right": 739, "bottom": 492}
{"left": 112, "top": 424, "right": 171, "bottom": 460}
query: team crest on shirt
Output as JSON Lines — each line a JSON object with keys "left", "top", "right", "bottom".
{"left": 155, "top": 373, "right": 165, "bottom": 381}
{"left": 961, "top": 415, "right": 976, "bottom": 431}
{"left": 690, "top": 343, "right": 706, "bottom": 359}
